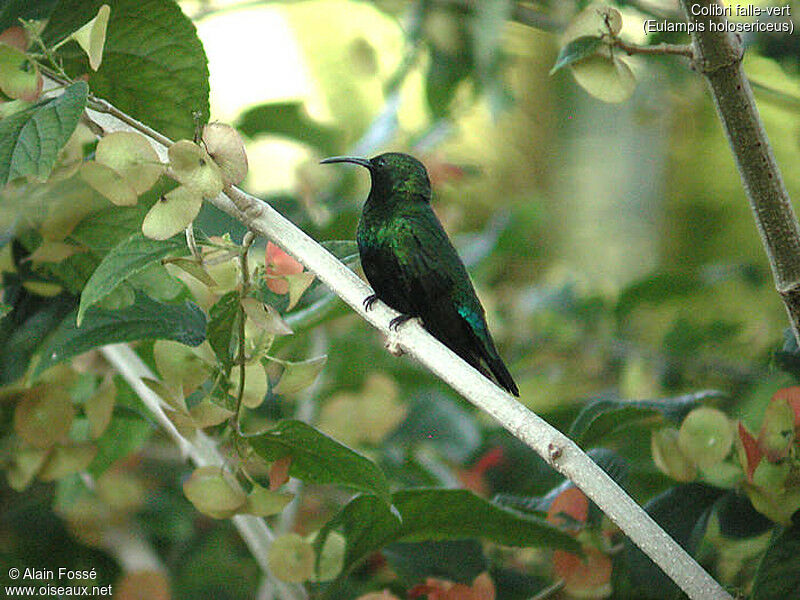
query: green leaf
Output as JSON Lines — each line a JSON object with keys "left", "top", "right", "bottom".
{"left": 317, "top": 489, "right": 580, "bottom": 596}
{"left": 88, "top": 377, "right": 154, "bottom": 475}
{"left": 236, "top": 101, "right": 340, "bottom": 154}
{"left": 0, "top": 302, "right": 11, "bottom": 319}
{"left": 207, "top": 291, "right": 239, "bottom": 372}
{"left": 35, "top": 294, "right": 206, "bottom": 375}
{"left": 0, "top": 81, "right": 88, "bottom": 186}
{"left": 43, "top": 0, "right": 209, "bottom": 140}
{"left": 568, "top": 390, "right": 726, "bottom": 448}
{"left": 0, "top": 292, "right": 75, "bottom": 385}
{"left": 550, "top": 36, "right": 603, "bottom": 75}
{"left": 246, "top": 420, "right": 391, "bottom": 505}
{"left": 751, "top": 525, "right": 800, "bottom": 600}
{"left": 78, "top": 232, "right": 187, "bottom": 325}
{"left": 570, "top": 52, "right": 636, "bottom": 104}
{"left": 0, "top": 0, "right": 58, "bottom": 33}
{"left": 272, "top": 356, "right": 327, "bottom": 395}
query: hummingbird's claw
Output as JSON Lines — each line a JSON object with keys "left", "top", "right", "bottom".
{"left": 389, "top": 314, "right": 413, "bottom": 331}
{"left": 364, "top": 294, "right": 379, "bottom": 310}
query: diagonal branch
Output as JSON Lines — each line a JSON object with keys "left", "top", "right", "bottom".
{"left": 679, "top": 0, "right": 800, "bottom": 344}
{"left": 75, "top": 87, "right": 731, "bottom": 600}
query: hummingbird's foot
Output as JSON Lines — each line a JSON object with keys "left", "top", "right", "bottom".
{"left": 388, "top": 314, "right": 413, "bottom": 331}
{"left": 363, "top": 294, "right": 379, "bottom": 310}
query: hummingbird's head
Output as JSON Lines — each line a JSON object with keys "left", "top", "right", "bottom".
{"left": 320, "top": 152, "right": 431, "bottom": 201}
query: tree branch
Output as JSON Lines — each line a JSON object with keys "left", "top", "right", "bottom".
{"left": 680, "top": 0, "right": 800, "bottom": 344}
{"left": 75, "top": 89, "right": 731, "bottom": 600}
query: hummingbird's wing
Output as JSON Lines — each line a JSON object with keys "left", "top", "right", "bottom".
{"left": 391, "top": 210, "right": 519, "bottom": 396}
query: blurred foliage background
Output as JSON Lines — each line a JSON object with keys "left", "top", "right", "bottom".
{"left": 4, "top": 0, "right": 800, "bottom": 598}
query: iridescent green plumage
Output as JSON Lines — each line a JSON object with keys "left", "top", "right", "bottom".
{"left": 321, "top": 152, "right": 519, "bottom": 396}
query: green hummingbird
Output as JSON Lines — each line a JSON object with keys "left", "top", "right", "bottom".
{"left": 321, "top": 152, "right": 519, "bottom": 396}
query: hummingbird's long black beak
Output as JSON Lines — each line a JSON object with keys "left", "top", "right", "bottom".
{"left": 319, "top": 156, "right": 373, "bottom": 169}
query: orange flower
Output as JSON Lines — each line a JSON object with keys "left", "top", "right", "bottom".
{"left": 265, "top": 242, "right": 304, "bottom": 294}
{"left": 408, "top": 572, "right": 495, "bottom": 600}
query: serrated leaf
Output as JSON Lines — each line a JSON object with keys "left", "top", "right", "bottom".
{"left": 272, "top": 356, "right": 326, "bottom": 395}
{"left": 568, "top": 390, "right": 725, "bottom": 448}
{"left": 0, "top": 81, "right": 88, "bottom": 186}
{"left": 43, "top": 0, "right": 209, "bottom": 141}
{"left": 207, "top": 291, "right": 239, "bottom": 372}
{"left": 550, "top": 36, "right": 603, "bottom": 75}
{"left": 141, "top": 186, "right": 202, "bottom": 241}
{"left": 316, "top": 489, "right": 580, "bottom": 596}
{"left": 36, "top": 294, "right": 206, "bottom": 376}
{"left": 78, "top": 232, "right": 186, "bottom": 325}
{"left": 246, "top": 419, "right": 390, "bottom": 504}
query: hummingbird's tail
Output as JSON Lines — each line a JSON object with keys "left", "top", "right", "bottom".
{"left": 454, "top": 307, "right": 520, "bottom": 397}
{"left": 484, "top": 354, "right": 519, "bottom": 397}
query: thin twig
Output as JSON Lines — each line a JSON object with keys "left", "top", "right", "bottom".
{"left": 611, "top": 38, "right": 694, "bottom": 59}
{"left": 236, "top": 230, "right": 257, "bottom": 423}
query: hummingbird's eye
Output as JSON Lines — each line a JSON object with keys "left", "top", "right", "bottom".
{"left": 376, "top": 158, "right": 385, "bottom": 167}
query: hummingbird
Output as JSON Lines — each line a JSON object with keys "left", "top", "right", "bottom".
{"left": 320, "top": 152, "right": 519, "bottom": 396}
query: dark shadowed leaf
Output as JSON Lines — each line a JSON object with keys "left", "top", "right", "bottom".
{"left": 751, "top": 525, "right": 800, "bottom": 600}
{"left": 316, "top": 488, "right": 579, "bottom": 597}
{"left": 0, "top": 0, "right": 58, "bottom": 31}
{"left": 207, "top": 291, "right": 239, "bottom": 373}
